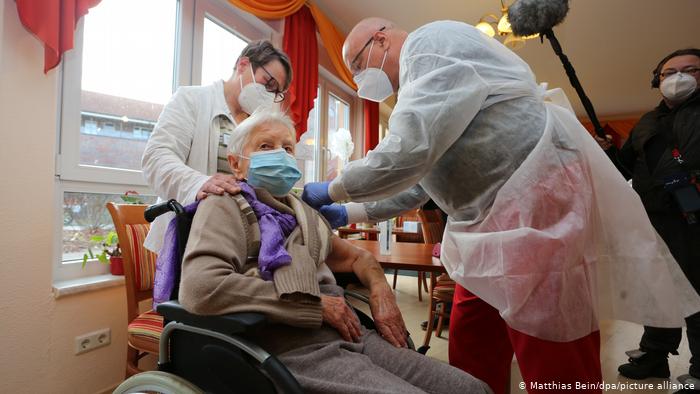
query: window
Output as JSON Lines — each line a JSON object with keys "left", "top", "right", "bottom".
{"left": 61, "top": 192, "right": 158, "bottom": 262}
{"left": 295, "top": 91, "right": 321, "bottom": 187}
{"left": 325, "top": 94, "right": 351, "bottom": 181}
{"left": 67, "top": 0, "right": 177, "bottom": 176}
{"left": 201, "top": 17, "right": 248, "bottom": 86}
{"left": 57, "top": 0, "right": 278, "bottom": 281}
{"left": 294, "top": 71, "right": 358, "bottom": 185}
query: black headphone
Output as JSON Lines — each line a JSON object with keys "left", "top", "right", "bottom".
{"left": 651, "top": 48, "right": 700, "bottom": 89}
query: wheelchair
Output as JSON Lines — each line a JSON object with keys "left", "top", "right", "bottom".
{"left": 114, "top": 199, "right": 426, "bottom": 394}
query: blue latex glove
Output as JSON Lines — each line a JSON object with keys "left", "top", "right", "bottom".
{"left": 302, "top": 181, "right": 333, "bottom": 209}
{"left": 320, "top": 204, "right": 348, "bottom": 229}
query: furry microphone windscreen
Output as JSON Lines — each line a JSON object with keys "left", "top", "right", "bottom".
{"left": 508, "top": 0, "right": 570, "bottom": 36}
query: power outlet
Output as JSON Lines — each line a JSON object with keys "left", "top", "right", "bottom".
{"left": 75, "top": 328, "right": 111, "bottom": 355}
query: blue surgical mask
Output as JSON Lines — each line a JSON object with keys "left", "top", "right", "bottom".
{"left": 242, "top": 149, "right": 302, "bottom": 197}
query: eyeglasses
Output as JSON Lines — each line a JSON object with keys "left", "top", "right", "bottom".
{"left": 350, "top": 26, "right": 386, "bottom": 73}
{"left": 257, "top": 63, "right": 286, "bottom": 103}
{"left": 660, "top": 66, "right": 700, "bottom": 79}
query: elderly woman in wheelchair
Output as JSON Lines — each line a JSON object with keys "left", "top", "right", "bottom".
{"left": 117, "top": 109, "right": 490, "bottom": 394}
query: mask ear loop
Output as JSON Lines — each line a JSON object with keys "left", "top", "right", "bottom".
{"left": 249, "top": 66, "right": 264, "bottom": 94}
{"left": 364, "top": 37, "right": 388, "bottom": 72}
{"left": 379, "top": 49, "right": 388, "bottom": 72}
{"left": 365, "top": 40, "right": 375, "bottom": 70}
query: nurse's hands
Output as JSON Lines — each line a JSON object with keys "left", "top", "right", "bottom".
{"left": 197, "top": 173, "right": 241, "bottom": 200}
{"left": 320, "top": 204, "right": 348, "bottom": 228}
{"left": 302, "top": 181, "right": 333, "bottom": 209}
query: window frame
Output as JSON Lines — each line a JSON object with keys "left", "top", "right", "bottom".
{"left": 316, "top": 67, "right": 360, "bottom": 181}
{"left": 192, "top": 0, "right": 277, "bottom": 87}
{"left": 55, "top": 0, "right": 281, "bottom": 281}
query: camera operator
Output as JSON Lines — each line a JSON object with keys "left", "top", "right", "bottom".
{"left": 598, "top": 48, "right": 700, "bottom": 386}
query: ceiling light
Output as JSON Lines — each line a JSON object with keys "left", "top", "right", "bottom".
{"left": 476, "top": 1, "right": 538, "bottom": 49}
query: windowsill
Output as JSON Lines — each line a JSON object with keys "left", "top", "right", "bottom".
{"left": 53, "top": 274, "right": 125, "bottom": 299}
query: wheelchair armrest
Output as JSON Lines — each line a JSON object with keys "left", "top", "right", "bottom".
{"left": 156, "top": 301, "right": 268, "bottom": 335}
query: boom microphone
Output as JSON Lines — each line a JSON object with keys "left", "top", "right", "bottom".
{"left": 508, "top": 0, "right": 609, "bottom": 142}
{"left": 508, "top": 0, "right": 569, "bottom": 37}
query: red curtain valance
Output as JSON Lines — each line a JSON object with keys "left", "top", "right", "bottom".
{"left": 16, "top": 0, "right": 102, "bottom": 73}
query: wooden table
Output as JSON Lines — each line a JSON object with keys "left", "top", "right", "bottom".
{"left": 346, "top": 240, "right": 445, "bottom": 273}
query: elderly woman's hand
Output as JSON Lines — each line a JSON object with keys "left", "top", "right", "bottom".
{"left": 369, "top": 285, "right": 408, "bottom": 348}
{"left": 196, "top": 173, "right": 241, "bottom": 200}
{"left": 321, "top": 295, "right": 361, "bottom": 342}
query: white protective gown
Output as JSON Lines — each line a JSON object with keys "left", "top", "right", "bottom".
{"left": 332, "top": 21, "right": 700, "bottom": 341}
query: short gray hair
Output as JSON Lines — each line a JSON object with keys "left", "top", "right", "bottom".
{"left": 227, "top": 107, "right": 296, "bottom": 155}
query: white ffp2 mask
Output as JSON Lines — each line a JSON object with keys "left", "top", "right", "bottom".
{"left": 660, "top": 72, "right": 697, "bottom": 104}
{"left": 354, "top": 41, "right": 394, "bottom": 103}
{"left": 238, "top": 67, "right": 277, "bottom": 114}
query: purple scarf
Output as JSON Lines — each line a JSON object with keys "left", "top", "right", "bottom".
{"left": 238, "top": 182, "right": 297, "bottom": 281}
{"left": 153, "top": 183, "right": 297, "bottom": 307}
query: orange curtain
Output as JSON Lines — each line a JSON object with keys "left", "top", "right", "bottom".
{"left": 226, "top": 0, "right": 355, "bottom": 90}
{"left": 16, "top": 0, "right": 102, "bottom": 73}
{"left": 306, "top": 3, "right": 356, "bottom": 90}
{"left": 226, "top": 0, "right": 305, "bottom": 19}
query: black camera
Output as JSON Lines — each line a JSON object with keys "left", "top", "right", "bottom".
{"left": 663, "top": 170, "right": 700, "bottom": 224}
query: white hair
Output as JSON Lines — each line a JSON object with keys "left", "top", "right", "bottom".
{"left": 227, "top": 106, "right": 296, "bottom": 155}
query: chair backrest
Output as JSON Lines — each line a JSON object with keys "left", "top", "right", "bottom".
{"left": 395, "top": 209, "right": 425, "bottom": 243}
{"left": 416, "top": 208, "right": 446, "bottom": 244}
{"left": 106, "top": 203, "right": 157, "bottom": 323}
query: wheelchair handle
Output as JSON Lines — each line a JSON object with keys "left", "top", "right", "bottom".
{"left": 144, "top": 199, "right": 185, "bottom": 222}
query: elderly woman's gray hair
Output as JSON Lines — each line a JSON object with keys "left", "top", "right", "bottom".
{"left": 227, "top": 107, "right": 296, "bottom": 155}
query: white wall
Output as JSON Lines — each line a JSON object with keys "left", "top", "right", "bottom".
{"left": 0, "top": 1, "right": 130, "bottom": 392}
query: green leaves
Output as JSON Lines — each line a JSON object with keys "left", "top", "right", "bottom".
{"left": 82, "top": 230, "right": 120, "bottom": 268}
{"left": 121, "top": 191, "right": 143, "bottom": 204}
{"left": 105, "top": 231, "right": 118, "bottom": 245}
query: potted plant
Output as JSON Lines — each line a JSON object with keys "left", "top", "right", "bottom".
{"left": 82, "top": 230, "right": 124, "bottom": 275}
{"left": 121, "top": 190, "right": 144, "bottom": 204}
{"left": 80, "top": 191, "right": 144, "bottom": 275}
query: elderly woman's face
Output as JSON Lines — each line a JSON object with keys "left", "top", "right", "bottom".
{"left": 228, "top": 122, "right": 296, "bottom": 180}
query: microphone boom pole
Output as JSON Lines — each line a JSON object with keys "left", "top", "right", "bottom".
{"left": 541, "top": 29, "right": 606, "bottom": 138}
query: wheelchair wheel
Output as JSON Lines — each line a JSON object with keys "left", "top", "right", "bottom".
{"left": 113, "top": 371, "right": 204, "bottom": 394}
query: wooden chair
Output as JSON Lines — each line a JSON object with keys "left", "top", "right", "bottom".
{"left": 416, "top": 208, "right": 446, "bottom": 245}
{"left": 417, "top": 207, "right": 456, "bottom": 348}
{"left": 106, "top": 202, "right": 163, "bottom": 378}
{"left": 392, "top": 209, "right": 430, "bottom": 301}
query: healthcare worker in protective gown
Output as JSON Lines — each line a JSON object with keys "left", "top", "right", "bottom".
{"left": 302, "top": 17, "right": 700, "bottom": 394}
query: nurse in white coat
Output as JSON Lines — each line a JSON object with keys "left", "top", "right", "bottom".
{"left": 302, "top": 17, "right": 700, "bottom": 393}
{"left": 142, "top": 40, "right": 291, "bottom": 252}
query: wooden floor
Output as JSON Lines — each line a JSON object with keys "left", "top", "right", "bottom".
{"left": 351, "top": 274, "right": 694, "bottom": 394}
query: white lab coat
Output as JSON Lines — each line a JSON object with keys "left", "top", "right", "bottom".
{"left": 333, "top": 21, "right": 700, "bottom": 341}
{"left": 142, "top": 80, "right": 235, "bottom": 252}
